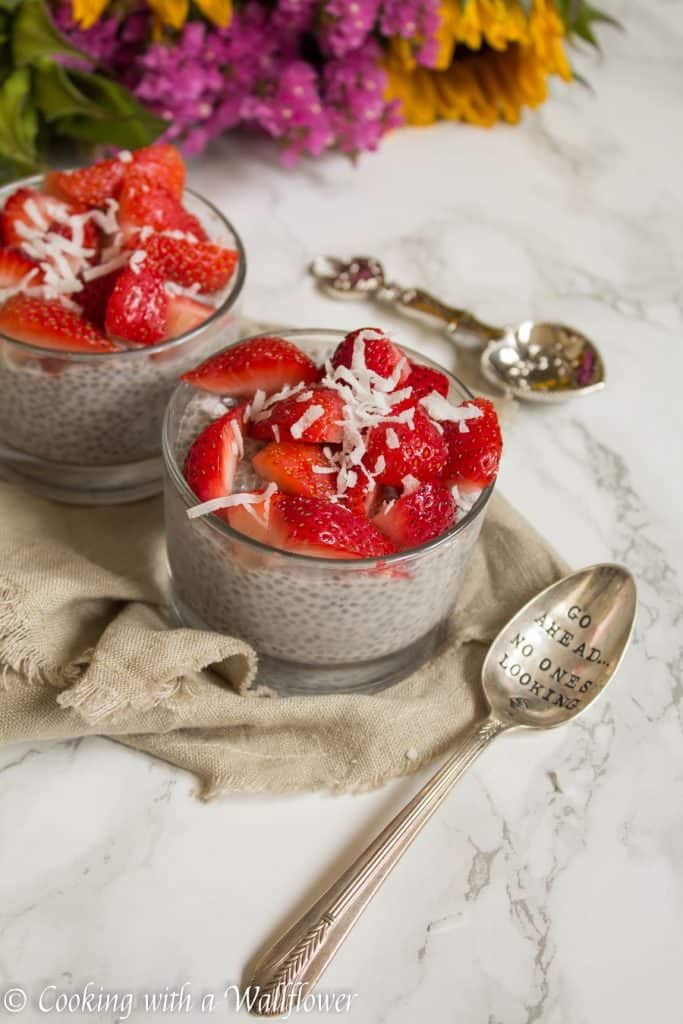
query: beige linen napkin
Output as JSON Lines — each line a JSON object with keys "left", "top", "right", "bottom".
{"left": 0, "top": 480, "right": 567, "bottom": 798}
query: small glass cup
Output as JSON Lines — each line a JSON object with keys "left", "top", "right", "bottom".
{"left": 0, "top": 176, "right": 246, "bottom": 504}
{"left": 163, "top": 329, "right": 495, "bottom": 695}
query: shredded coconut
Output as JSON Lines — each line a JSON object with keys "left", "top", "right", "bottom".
{"left": 401, "top": 474, "right": 420, "bottom": 495}
{"left": 230, "top": 418, "right": 244, "bottom": 458}
{"left": 290, "top": 404, "right": 324, "bottom": 439}
{"left": 420, "top": 392, "right": 483, "bottom": 433}
{"left": 186, "top": 482, "right": 277, "bottom": 520}
{"left": 385, "top": 427, "right": 400, "bottom": 449}
{"left": 129, "top": 250, "right": 147, "bottom": 274}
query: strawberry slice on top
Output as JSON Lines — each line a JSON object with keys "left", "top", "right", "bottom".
{"left": 330, "top": 327, "right": 410, "bottom": 386}
{"left": 249, "top": 386, "right": 345, "bottom": 444}
{"left": 45, "top": 157, "right": 126, "bottom": 208}
{"left": 441, "top": 397, "right": 502, "bottom": 492}
{"left": 141, "top": 234, "right": 238, "bottom": 294}
{"left": 373, "top": 482, "right": 456, "bottom": 550}
{"left": 1, "top": 188, "right": 64, "bottom": 247}
{"left": 401, "top": 363, "right": 449, "bottom": 403}
{"left": 0, "top": 247, "right": 43, "bottom": 288}
{"left": 272, "top": 495, "right": 396, "bottom": 559}
{"left": 128, "top": 144, "right": 186, "bottom": 199}
{"left": 184, "top": 404, "right": 246, "bottom": 504}
{"left": 182, "top": 336, "right": 320, "bottom": 397}
{"left": 163, "top": 295, "right": 213, "bottom": 341}
{"left": 105, "top": 265, "right": 170, "bottom": 346}
{"left": 223, "top": 489, "right": 285, "bottom": 547}
{"left": 366, "top": 407, "right": 447, "bottom": 487}
{"left": 0, "top": 295, "right": 116, "bottom": 353}
{"left": 118, "top": 181, "right": 207, "bottom": 245}
{"left": 252, "top": 441, "right": 336, "bottom": 500}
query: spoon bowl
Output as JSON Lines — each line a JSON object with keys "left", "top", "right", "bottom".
{"left": 482, "top": 563, "right": 636, "bottom": 730}
{"left": 481, "top": 321, "right": 605, "bottom": 402}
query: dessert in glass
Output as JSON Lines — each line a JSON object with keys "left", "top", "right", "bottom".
{"left": 0, "top": 144, "right": 245, "bottom": 503}
{"left": 163, "top": 327, "right": 503, "bottom": 694}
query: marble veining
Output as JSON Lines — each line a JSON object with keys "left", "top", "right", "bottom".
{"left": 1, "top": 0, "right": 682, "bottom": 1019}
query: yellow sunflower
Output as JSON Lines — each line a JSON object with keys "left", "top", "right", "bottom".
{"left": 384, "top": 0, "right": 572, "bottom": 128}
{"left": 72, "top": 0, "right": 233, "bottom": 31}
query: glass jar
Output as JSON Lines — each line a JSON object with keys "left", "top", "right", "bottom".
{"left": 163, "top": 330, "right": 494, "bottom": 694}
{"left": 0, "top": 177, "right": 246, "bottom": 504}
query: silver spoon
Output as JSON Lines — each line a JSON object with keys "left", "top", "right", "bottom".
{"left": 246, "top": 563, "right": 636, "bottom": 1016}
{"left": 310, "top": 255, "right": 605, "bottom": 404}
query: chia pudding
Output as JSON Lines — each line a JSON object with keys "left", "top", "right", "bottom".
{"left": 163, "top": 329, "right": 500, "bottom": 694}
{"left": 0, "top": 148, "right": 245, "bottom": 503}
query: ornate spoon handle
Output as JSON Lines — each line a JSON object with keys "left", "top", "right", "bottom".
{"left": 309, "top": 255, "right": 504, "bottom": 346}
{"left": 378, "top": 283, "right": 503, "bottom": 345}
{"left": 247, "top": 717, "right": 506, "bottom": 1016}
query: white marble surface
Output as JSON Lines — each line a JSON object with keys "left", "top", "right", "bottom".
{"left": 1, "top": 1, "right": 682, "bottom": 1020}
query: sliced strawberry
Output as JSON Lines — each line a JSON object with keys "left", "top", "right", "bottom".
{"left": 129, "top": 144, "right": 185, "bottom": 196}
{"left": 118, "top": 182, "right": 206, "bottom": 245}
{"left": 75, "top": 270, "right": 121, "bottom": 328}
{"left": 0, "top": 247, "right": 43, "bottom": 288}
{"left": 141, "top": 233, "right": 238, "bottom": 294}
{"left": 0, "top": 295, "right": 116, "bottom": 353}
{"left": 104, "top": 265, "right": 169, "bottom": 346}
{"left": 341, "top": 473, "right": 382, "bottom": 517}
{"left": 366, "top": 407, "right": 447, "bottom": 487}
{"left": 249, "top": 386, "right": 345, "bottom": 444}
{"left": 45, "top": 158, "right": 126, "bottom": 207}
{"left": 223, "top": 489, "right": 287, "bottom": 547}
{"left": 274, "top": 495, "right": 396, "bottom": 559}
{"left": 373, "top": 482, "right": 456, "bottom": 550}
{"left": 128, "top": 144, "right": 185, "bottom": 199}
{"left": 400, "top": 363, "right": 450, "bottom": 405}
{"left": 164, "top": 294, "right": 214, "bottom": 340}
{"left": 181, "top": 336, "right": 319, "bottom": 397}
{"left": 184, "top": 404, "right": 246, "bottom": 503}
{"left": 1, "top": 188, "right": 62, "bottom": 247}
{"left": 330, "top": 327, "right": 410, "bottom": 385}
{"left": 441, "top": 397, "right": 502, "bottom": 492}
{"left": 252, "top": 442, "right": 336, "bottom": 500}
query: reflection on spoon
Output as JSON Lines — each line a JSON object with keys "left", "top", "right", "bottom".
{"left": 247, "top": 563, "right": 636, "bottom": 1016}
{"left": 310, "top": 255, "right": 605, "bottom": 404}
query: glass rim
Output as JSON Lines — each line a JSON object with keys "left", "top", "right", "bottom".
{"left": 0, "top": 176, "right": 247, "bottom": 360}
{"left": 162, "top": 327, "right": 496, "bottom": 568}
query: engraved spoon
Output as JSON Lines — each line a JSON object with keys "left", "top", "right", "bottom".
{"left": 310, "top": 255, "right": 605, "bottom": 403}
{"left": 246, "top": 563, "right": 636, "bottom": 1016}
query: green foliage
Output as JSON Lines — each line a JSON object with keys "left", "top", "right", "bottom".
{"left": 0, "top": 0, "right": 166, "bottom": 183}
{"left": 555, "top": 0, "right": 621, "bottom": 48}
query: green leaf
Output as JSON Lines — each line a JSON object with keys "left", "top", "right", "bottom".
{"left": 54, "top": 69, "right": 167, "bottom": 149}
{"left": 0, "top": 67, "right": 39, "bottom": 177}
{"left": 12, "top": 0, "right": 88, "bottom": 66}
{"left": 557, "top": 0, "right": 621, "bottom": 50}
{"left": 33, "top": 62, "right": 104, "bottom": 121}
{"left": 0, "top": 0, "right": 24, "bottom": 12}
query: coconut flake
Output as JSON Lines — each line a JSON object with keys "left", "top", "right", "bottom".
{"left": 129, "top": 250, "right": 147, "bottom": 274}
{"left": 290, "top": 404, "right": 324, "bottom": 439}
{"left": 230, "top": 418, "right": 244, "bottom": 458}
{"left": 385, "top": 427, "right": 400, "bottom": 450}
{"left": 82, "top": 252, "right": 130, "bottom": 281}
{"left": 420, "top": 393, "right": 483, "bottom": 433}
{"left": 186, "top": 483, "right": 277, "bottom": 520}
{"left": 401, "top": 474, "right": 420, "bottom": 495}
